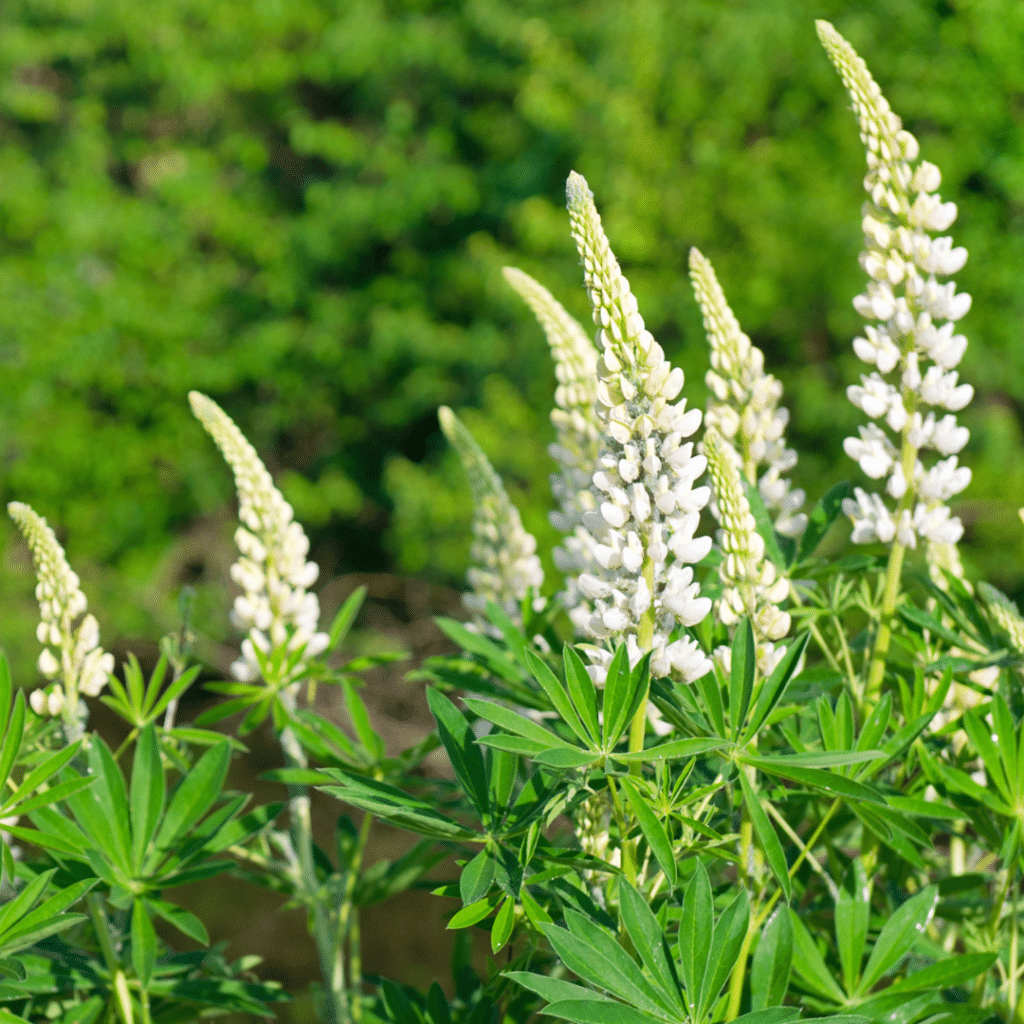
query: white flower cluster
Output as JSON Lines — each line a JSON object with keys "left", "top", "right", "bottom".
{"left": 502, "top": 267, "right": 602, "bottom": 587}
{"left": 189, "top": 392, "right": 328, "bottom": 683}
{"left": 817, "top": 22, "right": 973, "bottom": 559}
{"left": 566, "top": 171, "right": 713, "bottom": 684}
{"left": 703, "top": 429, "right": 791, "bottom": 674}
{"left": 689, "top": 249, "right": 807, "bottom": 538}
{"left": 438, "top": 406, "right": 544, "bottom": 626}
{"left": 8, "top": 502, "right": 114, "bottom": 720}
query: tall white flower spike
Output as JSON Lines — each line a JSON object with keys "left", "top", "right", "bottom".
{"left": 818, "top": 22, "right": 973, "bottom": 569}
{"left": 703, "top": 429, "right": 791, "bottom": 674}
{"left": 502, "top": 268, "right": 602, "bottom": 605}
{"left": 438, "top": 406, "right": 544, "bottom": 627}
{"left": 566, "top": 171, "right": 713, "bottom": 684}
{"left": 689, "top": 249, "right": 807, "bottom": 538}
{"left": 8, "top": 502, "right": 114, "bottom": 736}
{"left": 189, "top": 392, "right": 329, "bottom": 683}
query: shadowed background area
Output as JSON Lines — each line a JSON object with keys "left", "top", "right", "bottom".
{"left": 2, "top": 0, "right": 1024, "bottom": 1014}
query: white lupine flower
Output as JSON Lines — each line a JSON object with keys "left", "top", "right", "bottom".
{"left": 565, "top": 172, "right": 713, "bottom": 684}
{"left": 981, "top": 584, "right": 1024, "bottom": 656}
{"left": 704, "top": 428, "right": 791, "bottom": 674}
{"left": 502, "top": 267, "right": 602, "bottom": 621}
{"left": 8, "top": 502, "right": 114, "bottom": 732}
{"left": 819, "top": 22, "right": 973, "bottom": 565}
{"left": 438, "top": 406, "right": 544, "bottom": 628}
{"left": 189, "top": 393, "right": 329, "bottom": 683}
{"left": 689, "top": 249, "right": 807, "bottom": 538}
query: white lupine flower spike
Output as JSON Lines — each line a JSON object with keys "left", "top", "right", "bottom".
{"left": 502, "top": 268, "right": 603, "bottom": 615}
{"left": 818, "top": 22, "right": 973, "bottom": 577}
{"left": 8, "top": 502, "right": 114, "bottom": 737}
{"left": 689, "top": 249, "right": 807, "bottom": 538}
{"left": 438, "top": 406, "right": 544, "bottom": 628}
{"left": 703, "top": 428, "right": 791, "bottom": 674}
{"left": 189, "top": 392, "right": 329, "bottom": 684}
{"left": 565, "top": 171, "right": 713, "bottom": 685}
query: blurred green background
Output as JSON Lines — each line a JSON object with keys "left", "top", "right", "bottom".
{"left": 3, "top": 0, "right": 1024, "bottom": 1009}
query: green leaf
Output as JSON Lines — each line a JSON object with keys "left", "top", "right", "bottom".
{"left": 434, "top": 618, "right": 522, "bottom": 684}
{"left": 505, "top": 972, "right": 611, "bottom": 1007}
{"left": 427, "top": 688, "right": 490, "bottom": 820}
{"left": 460, "top": 849, "right": 495, "bottom": 906}
{"left": 789, "top": 907, "right": 846, "bottom": 1004}
{"left": 533, "top": 747, "right": 599, "bottom": 768}
{"left": 343, "top": 680, "right": 386, "bottom": 761}
{"left": 491, "top": 895, "right": 515, "bottom": 953}
{"left": 757, "top": 751, "right": 886, "bottom": 768}
{"left": 146, "top": 897, "right": 209, "bottom": 944}
{"left": 618, "top": 883, "right": 682, "bottom": 1013}
{"left": 729, "top": 617, "right": 756, "bottom": 739}
{"left": 857, "top": 886, "right": 938, "bottom": 996}
{"left": 130, "top": 724, "right": 166, "bottom": 873}
{"left": 447, "top": 893, "right": 501, "bottom": 929}
{"left": 541, "top": 1000, "right": 663, "bottom": 1024}
{"left": 744, "top": 634, "right": 810, "bottom": 741}
{"left": 621, "top": 779, "right": 676, "bottom": 887}
{"left": 836, "top": 859, "right": 871, "bottom": 997}
{"left": 544, "top": 911, "right": 677, "bottom": 1018}
{"left": 732, "top": 1010, "right": 802, "bottom": 1024}
{"left": 328, "top": 585, "right": 367, "bottom": 650}
{"left": 154, "top": 741, "right": 231, "bottom": 850}
{"left": 602, "top": 645, "right": 636, "bottom": 749}
{"left": 746, "top": 758, "right": 885, "bottom": 805}
{"left": 738, "top": 770, "right": 790, "bottom": 901}
{"left": 520, "top": 886, "right": 553, "bottom": 928}
{"left": 526, "top": 649, "right": 590, "bottom": 746}
{"left": 564, "top": 645, "right": 601, "bottom": 743}
{"left": 751, "top": 906, "right": 793, "bottom": 1010}
{"left": 463, "top": 697, "right": 566, "bottom": 750}
{"left": 132, "top": 900, "right": 157, "bottom": 988}
{"left": 701, "top": 890, "right": 750, "bottom": 1018}
{"left": 614, "top": 737, "right": 728, "bottom": 762}
{"left": 886, "top": 953, "right": 997, "bottom": 993}
{"left": 679, "top": 859, "right": 713, "bottom": 1005}
{"left": 696, "top": 668, "right": 728, "bottom": 739}
{"left": 798, "top": 480, "right": 851, "bottom": 561}
{"left": 0, "top": 692, "right": 25, "bottom": 794}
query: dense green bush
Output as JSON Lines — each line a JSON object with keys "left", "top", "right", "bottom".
{"left": 2, "top": 0, "right": 1024, "bottom": 674}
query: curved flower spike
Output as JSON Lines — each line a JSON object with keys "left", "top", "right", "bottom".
{"left": 438, "top": 406, "right": 544, "bottom": 627}
{"left": 703, "top": 428, "right": 791, "bottom": 674}
{"left": 689, "top": 248, "right": 806, "bottom": 538}
{"left": 8, "top": 502, "right": 114, "bottom": 737}
{"left": 818, "top": 21, "right": 973, "bottom": 575}
{"left": 189, "top": 392, "right": 328, "bottom": 683}
{"left": 565, "top": 171, "right": 713, "bottom": 684}
{"left": 502, "top": 267, "right": 602, "bottom": 589}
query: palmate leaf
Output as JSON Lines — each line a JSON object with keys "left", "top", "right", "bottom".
{"left": 621, "top": 780, "right": 677, "bottom": 887}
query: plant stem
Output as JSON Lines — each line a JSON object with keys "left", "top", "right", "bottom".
{"left": 605, "top": 775, "right": 637, "bottom": 886}
{"left": 335, "top": 810, "right": 374, "bottom": 1024}
{"left": 87, "top": 894, "right": 134, "bottom": 1024}
{"left": 278, "top": 694, "right": 350, "bottom": 1024}
{"left": 865, "top": 539, "right": 906, "bottom": 702}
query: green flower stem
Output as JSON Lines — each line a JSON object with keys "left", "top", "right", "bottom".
{"left": 1010, "top": 876, "right": 1019, "bottom": 1024}
{"left": 279, "top": 713, "right": 350, "bottom": 1024}
{"left": 725, "top": 798, "right": 841, "bottom": 1022}
{"left": 604, "top": 775, "right": 637, "bottom": 886}
{"left": 335, "top": 809, "right": 374, "bottom": 1024}
{"left": 865, "top": 409, "right": 919, "bottom": 704}
{"left": 87, "top": 893, "right": 134, "bottom": 1024}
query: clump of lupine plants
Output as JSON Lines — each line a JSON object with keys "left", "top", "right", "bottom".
{"left": 0, "top": 20, "right": 1021, "bottom": 1024}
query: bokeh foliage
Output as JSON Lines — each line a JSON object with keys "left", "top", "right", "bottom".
{"left": 2, "top": 0, "right": 1024, "bottom": 673}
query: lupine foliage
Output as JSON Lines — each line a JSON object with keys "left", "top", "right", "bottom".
{"left": 3, "top": 12, "right": 1024, "bottom": 1024}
